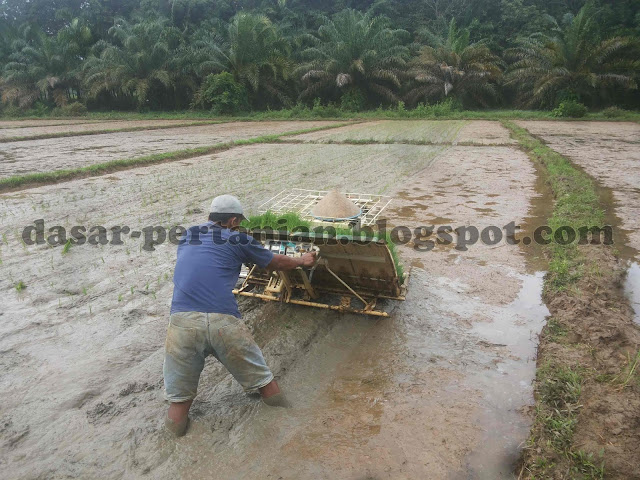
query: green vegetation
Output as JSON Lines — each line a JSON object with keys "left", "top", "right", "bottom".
{"left": 241, "top": 211, "right": 311, "bottom": 231}
{"left": 505, "top": 2, "right": 638, "bottom": 108}
{"left": 407, "top": 19, "right": 501, "bottom": 107}
{"left": 504, "top": 121, "right": 603, "bottom": 290}
{"left": 14, "top": 280, "right": 26, "bottom": 292}
{"left": 297, "top": 9, "right": 410, "bottom": 107}
{"left": 1, "top": 1, "right": 638, "bottom": 116}
{"left": 552, "top": 99, "right": 588, "bottom": 118}
{"left": 535, "top": 362, "right": 582, "bottom": 450}
{"left": 194, "top": 73, "right": 249, "bottom": 114}
{"left": 242, "top": 210, "right": 404, "bottom": 282}
{"left": 62, "top": 238, "right": 72, "bottom": 254}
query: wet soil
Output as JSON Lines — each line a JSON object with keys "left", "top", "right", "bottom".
{"left": 0, "top": 121, "right": 341, "bottom": 178}
{"left": 291, "top": 120, "right": 515, "bottom": 145}
{"left": 0, "top": 119, "right": 210, "bottom": 140}
{"left": 1, "top": 123, "right": 546, "bottom": 479}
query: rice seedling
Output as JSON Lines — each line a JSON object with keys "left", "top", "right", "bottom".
{"left": 62, "top": 238, "right": 72, "bottom": 255}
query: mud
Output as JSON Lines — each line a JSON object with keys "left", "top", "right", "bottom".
{"left": 290, "top": 120, "right": 515, "bottom": 145}
{"left": 0, "top": 121, "right": 341, "bottom": 178}
{"left": 1, "top": 123, "right": 546, "bottom": 479}
{"left": 0, "top": 119, "right": 210, "bottom": 140}
{"left": 516, "top": 121, "right": 640, "bottom": 254}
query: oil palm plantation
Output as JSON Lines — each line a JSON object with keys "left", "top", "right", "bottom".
{"left": 505, "top": 2, "right": 639, "bottom": 108}
{"left": 297, "top": 9, "right": 410, "bottom": 107}
{"left": 83, "top": 18, "right": 178, "bottom": 109}
{"left": 204, "top": 12, "right": 293, "bottom": 108}
{"left": 406, "top": 18, "right": 502, "bottom": 108}
{"left": 2, "top": 22, "right": 88, "bottom": 108}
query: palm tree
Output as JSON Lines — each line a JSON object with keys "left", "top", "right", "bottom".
{"left": 297, "top": 9, "right": 410, "bottom": 106}
{"left": 205, "top": 12, "right": 293, "bottom": 107}
{"left": 406, "top": 18, "right": 502, "bottom": 108}
{"left": 2, "top": 25, "right": 71, "bottom": 108}
{"left": 505, "top": 2, "right": 639, "bottom": 108}
{"left": 83, "top": 18, "right": 177, "bottom": 109}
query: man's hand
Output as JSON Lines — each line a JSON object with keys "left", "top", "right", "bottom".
{"left": 266, "top": 250, "right": 317, "bottom": 271}
{"left": 299, "top": 251, "right": 317, "bottom": 267}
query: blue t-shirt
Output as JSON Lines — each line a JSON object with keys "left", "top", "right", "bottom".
{"left": 170, "top": 222, "right": 274, "bottom": 318}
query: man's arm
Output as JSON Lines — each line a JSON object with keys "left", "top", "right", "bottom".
{"left": 266, "top": 251, "right": 316, "bottom": 271}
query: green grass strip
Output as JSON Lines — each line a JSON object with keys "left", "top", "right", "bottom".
{"left": 3, "top": 109, "right": 639, "bottom": 123}
{"left": 0, "top": 122, "right": 350, "bottom": 192}
{"left": 503, "top": 121, "right": 604, "bottom": 291}
{"left": 0, "top": 120, "right": 225, "bottom": 143}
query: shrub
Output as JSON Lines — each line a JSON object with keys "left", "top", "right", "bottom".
{"left": 311, "top": 98, "right": 341, "bottom": 117}
{"left": 601, "top": 106, "right": 626, "bottom": 118}
{"left": 196, "top": 72, "right": 249, "bottom": 115}
{"left": 52, "top": 102, "right": 88, "bottom": 117}
{"left": 552, "top": 100, "right": 587, "bottom": 118}
{"left": 340, "top": 88, "right": 366, "bottom": 112}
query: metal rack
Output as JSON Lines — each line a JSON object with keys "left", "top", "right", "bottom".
{"left": 258, "top": 189, "right": 392, "bottom": 227}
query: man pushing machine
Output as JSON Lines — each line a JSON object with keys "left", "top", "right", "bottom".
{"left": 163, "top": 194, "right": 316, "bottom": 437}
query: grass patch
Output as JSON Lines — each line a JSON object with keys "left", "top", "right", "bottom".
{"left": 3, "top": 108, "right": 639, "bottom": 123}
{"left": 0, "top": 122, "right": 348, "bottom": 191}
{"left": 503, "top": 121, "right": 604, "bottom": 292}
{"left": 569, "top": 450, "right": 605, "bottom": 479}
{"left": 0, "top": 120, "right": 224, "bottom": 143}
{"left": 535, "top": 362, "right": 583, "bottom": 451}
{"left": 14, "top": 280, "right": 26, "bottom": 292}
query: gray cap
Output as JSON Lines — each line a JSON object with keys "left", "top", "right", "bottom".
{"left": 210, "top": 194, "right": 246, "bottom": 220}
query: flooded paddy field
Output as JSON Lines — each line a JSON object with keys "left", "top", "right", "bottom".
{"left": 0, "top": 119, "right": 560, "bottom": 479}
{"left": 0, "top": 119, "right": 109, "bottom": 128}
{"left": 290, "top": 119, "right": 516, "bottom": 145}
{"left": 0, "top": 119, "right": 216, "bottom": 140}
{"left": 0, "top": 120, "right": 342, "bottom": 178}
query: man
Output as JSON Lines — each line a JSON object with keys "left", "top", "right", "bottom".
{"left": 164, "top": 194, "right": 316, "bottom": 437}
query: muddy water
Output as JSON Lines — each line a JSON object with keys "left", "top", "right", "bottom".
{"left": 624, "top": 262, "right": 640, "bottom": 325}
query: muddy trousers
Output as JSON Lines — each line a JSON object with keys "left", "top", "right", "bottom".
{"left": 163, "top": 311, "right": 274, "bottom": 403}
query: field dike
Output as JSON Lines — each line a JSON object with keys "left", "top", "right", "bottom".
{"left": 505, "top": 121, "right": 640, "bottom": 479}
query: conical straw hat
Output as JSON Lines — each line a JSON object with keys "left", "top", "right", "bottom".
{"left": 311, "top": 189, "right": 361, "bottom": 220}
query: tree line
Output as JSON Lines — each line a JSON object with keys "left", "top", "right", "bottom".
{"left": 1, "top": 0, "right": 638, "bottom": 114}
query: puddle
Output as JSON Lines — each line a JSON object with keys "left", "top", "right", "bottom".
{"left": 517, "top": 155, "right": 553, "bottom": 273}
{"left": 461, "top": 271, "right": 549, "bottom": 479}
{"left": 624, "top": 262, "right": 640, "bottom": 325}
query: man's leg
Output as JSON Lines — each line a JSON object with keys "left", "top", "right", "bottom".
{"left": 163, "top": 312, "right": 206, "bottom": 436}
{"left": 212, "top": 314, "right": 291, "bottom": 408}
{"left": 166, "top": 400, "right": 193, "bottom": 436}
